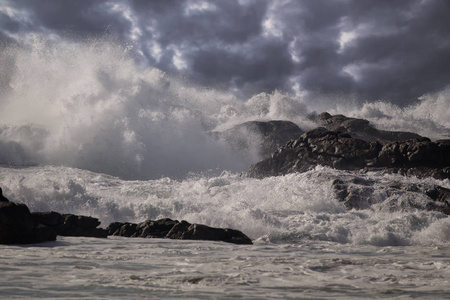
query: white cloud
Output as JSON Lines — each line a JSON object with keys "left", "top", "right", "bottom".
{"left": 184, "top": 0, "right": 217, "bottom": 16}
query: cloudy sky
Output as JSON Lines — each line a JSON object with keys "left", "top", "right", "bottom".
{"left": 1, "top": 0, "right": 450, "bottom": 106}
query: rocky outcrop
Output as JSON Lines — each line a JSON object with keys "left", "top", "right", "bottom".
{"left": 107, "top": 218, "right": 253, "bottom": 245}
{"left": 1, "top": 187, "right": 253, "bottom": 245}
{"left": 216, "top": 120, "right": 303, "bottom": 158}
{"left": 313, "top": 112, "right": 422, "bottom": 144}
{"left": 330, "top": 175, "right": 450, "bottom": 213}
{"left": 244, "top": 128, "right": 450, "bottom": 180}
{"left": 32, "top": 211, "right": 108, "bottom": 238}
{"left": 0, "top": 187, "right": 9, "bottom": 202}
{"left": 0, "top": 187, "right": 105, "bottom": 244}
{"left": 0, "top": 195, "right": 57, "bottom": 244}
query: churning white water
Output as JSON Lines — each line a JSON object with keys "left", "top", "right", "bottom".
{"left": 1, "top": 37, "right": 450, "bottom": 298}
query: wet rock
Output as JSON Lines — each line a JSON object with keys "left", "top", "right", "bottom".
{"left": 0, "top": 201, "right": 56, "bottom": 244}
{"left": 244, "top": 128, "right": 382, "bottom": 178}
{"left": 0, "top": 187, "right": 9, "bottom": 202}
{"left": 313, "top": 112, "right": 422, "bottom": 144}
{"left": 32, "top": 211, "right": 63, "bottom": 226}
{"left": 331, "top": 175, "right": 450, "bottom": 214}
{"left": 32, "top": 211, "right": 107, "bottom": 238}
{"left": 244, "top": 128, "right": 450, "bottom": 180}
{"left": 107, "top": 218, "right": 253, "bottom": 245}
{"left": 1, "top": 188, "right": 251, "bottom": 245}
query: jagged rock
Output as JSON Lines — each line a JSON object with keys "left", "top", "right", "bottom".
{"left": 32, "top": 211, "right": 63, "bottom": 226}
{"left": 1, "top": 188, "right": 251, "bottom": 245}
{"left": 244, "top": 128, "right": 381, "bottom": 178}
{"left": 331, "top": 175, "right": 450, "bottom": 214}
{"left": 244, "top": 128, "right": 450, "bottom": 180}
{"left": 107, "top": 218, "right": 253, "bottom": 245}
{"left": 216, "top": 120, "right": 303, "bottom": 157}
{"left": 32, "top": 212, "right": 107, "bottom": 238}
{"left": 313, "top": 112, "right": 422, "bottom": 144}
{"left": 0, "top": 201, "right": 56, "bottom": 244}
{"left": 59, "top": 214, "right": 107, "bottom": 238}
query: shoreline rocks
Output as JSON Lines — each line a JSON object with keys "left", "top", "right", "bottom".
{"left": 107, "top": 218, "right": 253, "bottom": 245}
{"left": 312, "top": 112, "right": 422, "bottom": 144}
{"left": 32, "top": 211, "right": 108, "bottom": 238}
{"left": 330, "top": 174, "right": 450, "bottom": 213}
{"left": 244, "top": 128, "right": 450, "bottom": 181}
{"left": 0, "top": 195, "right": 57, "bottom": 244}
{"left": 241, "top": 117, "right": 450, "bottom": 215}
{"left": 0, "top": 188, "right": 252, "bottom": 245}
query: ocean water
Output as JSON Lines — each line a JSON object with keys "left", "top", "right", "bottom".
{"left": 1, "top": 37, "right": 450, "bottom": 299}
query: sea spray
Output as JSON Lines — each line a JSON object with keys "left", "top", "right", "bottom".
{"left": 1, "top": 36, "right": 449, "bottom": 180}
{"left": 1, "top": 165, "right": 449, "bottom": 246}
{"left": 0, "top": 37, "right": 255, "bottom": 179}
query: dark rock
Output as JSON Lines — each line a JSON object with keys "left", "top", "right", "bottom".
{"left": 165, "top": 220, "right": 191, "bottom": 239}
{"left": 33, "top": 211, "right": 107, "bottom": 238}
{"left": 32, "top": 211, "right": 64, "bottom": 226}
{"left": 54, "top": 214, "right": 107, "bottom": 238}
{"left": 1, "top": 189, "right": 252, "bottom": 244}
{"left": 244, "top": 128, "right": 450, "bottom": 181}
{"left": 107, "top": 218, "right": 253, "bottom": 245}
{"left": 0, "top": 187, "right": 9, "bottom": 202}
{"left": 216, "top": 120, "right": 303, "bottom": 158}
{"left": 184, "top": 224, "right": 253, "bottom": 245}
{"left": 108, "top": 222, "right": 137, "bottom": 237}
{"left": 244, "top": 129, "right": 382, "bottom": 178}
{"left": 331, "top": 175, "right": 450, "bottom": 214}
{"left": 0, "top": 201, "right": 56, "bottom": 244}
{"left": 313, "top": 112, "right": 422, "bottom": 144}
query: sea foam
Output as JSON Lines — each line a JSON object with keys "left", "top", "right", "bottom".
{"left": 1, "top": 165, "right": 449, "bottom": 247}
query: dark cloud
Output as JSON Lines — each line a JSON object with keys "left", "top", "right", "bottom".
{"left": 1, "top": 0, "right": 450, "bottom": 106}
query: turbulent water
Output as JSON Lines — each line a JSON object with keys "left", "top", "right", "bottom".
{"left": 1, "top": 37, "right": 450, "bottom": 298}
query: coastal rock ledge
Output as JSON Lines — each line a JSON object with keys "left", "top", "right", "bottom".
{"left": 243, "top": 128, "right": 450, "bottom": 215}
{"left": 0, "top": 188, "right": 252, "bottom": 245}
{"left": 244, "top": 128, "right": 450, "bottom": 180}
{"left": 107, "top": 219, "right": 253, "bottom": 245}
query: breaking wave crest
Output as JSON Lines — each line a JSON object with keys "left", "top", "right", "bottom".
{"left": 0, "top": 36, "right": 449, "bottom": 179}
{"left": 1, "top": 165, "right": 449, "bottom": 246}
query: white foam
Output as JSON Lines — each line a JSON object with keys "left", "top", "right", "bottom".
{"left": 1, "top": 165, "right": 449, "bottom": 247}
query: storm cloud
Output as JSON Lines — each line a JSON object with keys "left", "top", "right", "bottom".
{"left": 1, "top": 0, "right": 450, "bottom": 106}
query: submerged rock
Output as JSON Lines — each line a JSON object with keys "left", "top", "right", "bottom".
{"left": 330, "top": 174, "right": 450, "bottom": 214}
{"left": 244, "top": 128, "right": 450, "bottom": 181}
{"left": 107, "top": 218, "right": 253, "bottom": 245}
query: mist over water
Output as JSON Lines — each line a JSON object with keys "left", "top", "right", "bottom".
{"left": 0, "top": 37, "right": 449, "bottom": 180}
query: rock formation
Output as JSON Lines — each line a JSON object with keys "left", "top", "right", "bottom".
{"left": 330, "top": 174, "right": 450, "bottom": 213}
{"left": 0, "top": 187, "right": 9, "bottom": 202}
{"left": 0, "top": 188, "right": 252, "bottom": 245}
{"left": 0, "top": 197, "right": 57, "bottom": 244}
{"left": 32, "top": 211, "right": 108, "bottom": 238}
{"left": 107, "top": 218, "right": 253, "bottom": 245}
{"left": 244, "top": 128, "right": 450, "bottom": 180}
{"left": 312, "top": 112, "right": 422, "bottom": 144}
